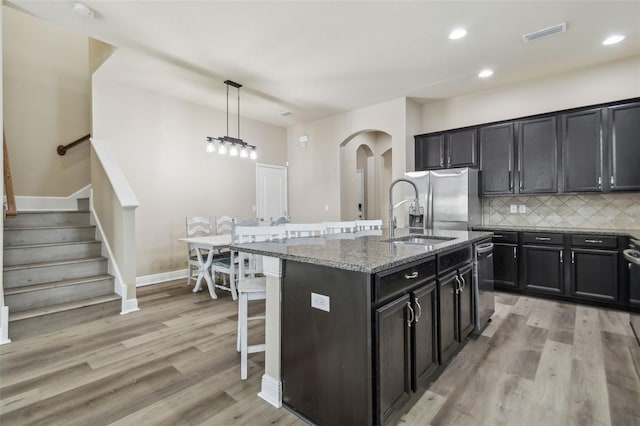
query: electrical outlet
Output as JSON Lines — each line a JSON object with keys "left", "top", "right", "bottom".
{"left": 510, "top": 204, "right": 518, "bottom": 214}
{"left": 251, "top": 205, "right": 256, "bottom": 212}
{"left": 519, "top": 204, "right": 527, "bottom": 214}
{"left": 324, "top": 204, "right": 329, "bottom": 212}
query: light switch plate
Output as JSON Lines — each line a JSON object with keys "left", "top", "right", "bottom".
{"left": 311, "top": 292, "right": 330, "bottom": 312}
{"left": 510, "top": 204, "right": 518, "bottom": 214}
{"left": 518, "top": 204, "right": 527, "bottom": 213}
{"left": 324, "top": 204, "right": 329, "bottom": 212}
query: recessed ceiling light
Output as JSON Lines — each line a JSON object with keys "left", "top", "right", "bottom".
{"left": 478, "top": 69, "right": 494, "bottom": 78}
{"left": 279, "top": 111, "right": 293, "bottom": 117}
{"left": 602, "top": 34, "right": 625, "bottom": 45}
{"left": 449, "top": 28, "right": 468, "bottom": 40}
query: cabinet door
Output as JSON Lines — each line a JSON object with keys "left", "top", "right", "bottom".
{"left": 607, "top": 102, "right": 640, "bottom": 191}
{"left": 493, "top": 243, "right": 519, "bottom": 290}
{"left": 457, "top": 266, "right": 475, "bottom": 340}
{"left": 561, "top": 108, "right": 603, "bottom": 192}
{"left": 412, "top": 282, "right": 438, "bottom": 390}
{"left": 376, "top": 294, "right": 411, "bottom": 424}
{"left": 518, "top": 116, "right": 559, "bottom": 194}
{"left": 447, "top": 129, "right": 477, "bottom": 168}
{"left": 437, "top": 271, "right": 459, "bottom": 365}
{"left": 415, "top": 134, "right": 445, "bottom": 170}
{"left": 479, "top": 123, "right": 515, "bottom": 195}
{"left": 521, "top": 245, "right": 564, "bottom": 294}
{"left": 570, "top": 249, "right": 618, "bottom": 302}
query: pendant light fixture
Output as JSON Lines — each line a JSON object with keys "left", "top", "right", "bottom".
{"left": 206, "top": 80, "right": 257, "bottom": 160}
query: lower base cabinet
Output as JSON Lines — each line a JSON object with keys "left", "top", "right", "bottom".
{"left": 521, "top": 245, "right": 564, "bottom": 294}
{"left": 411, "top": 282, "right": 439, "bottom": 391}
{"left": 438, "top": 265, "right": 474, "bottom": 366}
{"left": 493, "top": 243, "right": 518, "bottom": 289}
{"left": 570, "top": 248, "right": 618, "bottom": 301}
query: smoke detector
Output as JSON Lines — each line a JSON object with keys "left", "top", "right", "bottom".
{"left": 72, "top": 3, "right": 95, "bottom": 18}
{"left": 522, "top": 23, "right": 567, "bottom": 43}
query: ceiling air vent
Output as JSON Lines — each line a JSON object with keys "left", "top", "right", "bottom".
{"left": 522, "top": 23, "right": 567, "bottom": 43}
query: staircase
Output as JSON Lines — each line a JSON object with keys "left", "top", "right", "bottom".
{"left": 3, "top": 199, "right": 120, "bottom": 339}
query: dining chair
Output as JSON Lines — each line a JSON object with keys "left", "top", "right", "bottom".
{"left": 234, "top": 225, "right": 287, "bottom": 380}
{"left": 285, "top": 222, "right": 327, "bottom": 238}
{"left": 215, "top": 215, "right": 235, "bottom": 235}
{"left": 210, "top": 215, "right": 237, "bottom": 298}
{"left": 355, "top": 219, "right": 383, "bottom": 230}
{"left": 185, "top": 216, "right": 213, "bottom": 287}
{"left": 323, "top": 221, "right": 357, "bottom": 234}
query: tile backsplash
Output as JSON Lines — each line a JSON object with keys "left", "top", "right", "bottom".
{"left": 482, "top": 193, "right": 640, "bottom": 230}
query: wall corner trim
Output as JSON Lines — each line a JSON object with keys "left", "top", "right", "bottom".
{"left": 0, "top": 306, "right": 12, "bottom": 345}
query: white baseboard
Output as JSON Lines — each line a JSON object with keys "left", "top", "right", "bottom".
{"left": 15, "top": 185, "right": 91, "bottom": 211}
{"left": 0, "top": 306, "right": 11, "bottom": 345}
{"left": 258, "top": 374, "right": 282, "bottom": 408}
{"left": 121, "top": 298, "right": 139, "bottom": 315}
{"left": 136, "top": 269, "right": 188, "bottom": 287}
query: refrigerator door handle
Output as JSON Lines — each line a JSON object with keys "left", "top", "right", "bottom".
{"left": 427, "top": 182, "right": 434, "bottom": 229}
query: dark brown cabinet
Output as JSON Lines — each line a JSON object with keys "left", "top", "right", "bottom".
{"left": 415, "top": 134, "right": 445, "bottom": 170}
{"left": 479, "top": 123, "right": 515, "bottom": 195}
{"left": 411, "top": 282, "right": 438, "bottom": 391}
{"left": 570, "top": 248, "right": 618, "bottom": 302}
{"left": 438, "top": 264, "right": 473, "bottom": 365}
{"left": 493, "top": 243, "right": 518, "bottom": 290}
{"left": 415, "top": 128, "right": 477, "bottom": 170}
{"left": 517, "top": 116, "right": 559, "bottom": 194}
{"left": 376, "top": 294, "right": 412, "bottom": 424}
{"left": 521, "top": 244, "right": 564, "bottom": 294}
{"left": 607, "top": 101, "right": 640, "bottom": 191}
{"left": 561, "top": 108, "right": 604, "bottom": 192}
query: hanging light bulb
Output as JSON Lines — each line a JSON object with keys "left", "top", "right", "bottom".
{"left": 250, "top": 147, "right": 257, "bottom": 160}
{"left": 218, "top": 141, "right": 227, "bottom": 155}
{"left": 206, "top": 139, "right": 216, "bottom": 153}
{"left": 240, "top": 146, "right": 249, "bottom": 158}
{"left": 229, "top": 143, "right": 239, "bottom": 157}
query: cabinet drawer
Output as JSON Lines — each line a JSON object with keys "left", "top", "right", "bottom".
{"left": 521, "top": 232, "right": 564, "bottom": 245}
{"left": 437, "top": 245, "right": 472, "bottom": 276}
{"left": 491, "top": 231, "right": 518, "bottom": 244}
{"left": 571, "top": 234, "right": 617, "bottom": 249}
{"left": 375, "top": 257, "right": 436, "bottom": 304}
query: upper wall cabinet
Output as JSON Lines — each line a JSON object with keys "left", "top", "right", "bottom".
{"left": 415, "top": 128, "right": 477, "bottom": 171}
{"left": 517, "top": 116, "right": 559, "bottom": 194}
{"left": 607, "top": 101, "right": 640, "bottom": 191}
{"left": 479, "top": 123, "right": 514, "bottom": 195}
{"left": 561, "top": 108, "right": 604, "bottom": 193}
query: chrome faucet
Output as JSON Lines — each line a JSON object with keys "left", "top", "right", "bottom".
{"left": 388, "top": 178, "right": 420, "bottom": 239}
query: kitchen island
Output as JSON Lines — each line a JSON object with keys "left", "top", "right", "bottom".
{"left": 231, "top": 228, "right": 492, "bottom": 425}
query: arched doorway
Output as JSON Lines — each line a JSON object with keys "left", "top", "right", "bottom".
{"left": 339, "top": 130, "right": 392, "bottom": 221}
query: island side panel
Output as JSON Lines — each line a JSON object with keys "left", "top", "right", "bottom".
{"left": 281, "top": 260, "right": 372, "bottom": 425}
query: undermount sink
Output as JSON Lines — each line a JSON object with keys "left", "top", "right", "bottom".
{"left": 386, "top": 235, "right": 455, "bottom": 245}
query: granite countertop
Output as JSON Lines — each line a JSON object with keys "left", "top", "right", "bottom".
{"left": 230, "top": 228, "right": 493, "bottom": 274}
{"left": 473, "top": 225, "right": 640, "bottom": 240}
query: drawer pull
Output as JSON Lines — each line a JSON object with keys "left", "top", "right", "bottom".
{"left": 414, "top": 299, "right": 422, "bottom": 323}
{"left": 535, "top": 237, "right": 551, "bottom": 241}
{"left": 494, "top": 234, "right": 503, "bottom": 238}
{"left": 585, "top": 239, "right": 603, "bottom": 244}
{"left": 405, "top": 271, "right": 419, "bottom": 280}
{"left": 406, "top": 302, "right": 415, "bottom": 327}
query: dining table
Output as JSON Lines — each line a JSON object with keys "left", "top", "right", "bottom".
{"left": 178, "top": 234, "right": 233, "bottom": 299}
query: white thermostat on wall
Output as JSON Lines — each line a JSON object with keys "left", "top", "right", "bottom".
{"left": 311, "top": 292, "right": 330, "bottom": 312}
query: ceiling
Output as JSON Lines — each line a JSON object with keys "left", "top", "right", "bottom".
{"left": 6, "top": 1, "right": 640, "bottom": 127}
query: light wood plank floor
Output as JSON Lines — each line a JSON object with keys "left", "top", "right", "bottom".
{"left": 1, "top": 280, "right": 638, "bottom": 425}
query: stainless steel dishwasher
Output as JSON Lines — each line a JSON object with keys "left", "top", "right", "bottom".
{"left": 625, "top": 238, "right": 640, "bottom": 346}
{"left": 474, "top": 240, "right": 495, "bottom": 332}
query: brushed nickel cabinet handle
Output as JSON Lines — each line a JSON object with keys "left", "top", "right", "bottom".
{"left": 535, "top": 237, "right": 551, "bottom": 241}
{"left": 405, "top": 271, "right": 419, "bottom": 280}
{"left": 571, "top": 251, "right": 575, "bottom": 264}
{"left": 513, "top": 247, "right": 517, "bottom": 259}
{"left": 406, "top": 302, "right": 415, "bottom": 327}
{"left": 414, "top": 299, "right": 422, "bottom": 323}
{"left": 560, "top": 249, "right": 564, "bottom": 263}
{"left": 585, "top": 239, "right": 603, "bottom": 244}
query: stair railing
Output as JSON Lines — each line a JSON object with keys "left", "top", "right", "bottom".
{"left": 3, "top": 128, "right": 17, "bottom": 217}
{"left": 56, "top": 133, "right": 91, "bottom": 156}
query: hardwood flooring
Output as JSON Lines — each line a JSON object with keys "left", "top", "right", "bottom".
{"left": 1, "top": 281, "right": 638, "bottom": 425}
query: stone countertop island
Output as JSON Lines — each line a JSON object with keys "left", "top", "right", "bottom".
{"left": 230, "top": 228, "right": 493, "bottom": 425}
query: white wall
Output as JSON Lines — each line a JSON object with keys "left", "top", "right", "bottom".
{"left": 287, "top": 97, "right": 408, "bottom": 223}
{"left": 92, "top": 74, "right": 287, "bottom": 277}
{"left": 421, "top": 56, "right": 640, "bottom": 132}
{"left": 2, "top": 6, "right": 91, "bottom": 197}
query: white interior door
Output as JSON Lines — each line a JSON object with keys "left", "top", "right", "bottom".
{"left": 256, "top": 163, "right": 288, "bottom": 222}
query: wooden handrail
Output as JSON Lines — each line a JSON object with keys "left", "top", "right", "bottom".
{"left": 4, "top": 128, "right": 17, "bottom": 217}
{"left": 57, "top": 133, "right": 91, "bottom": 156}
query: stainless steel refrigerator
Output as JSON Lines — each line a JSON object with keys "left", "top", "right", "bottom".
{"left": 404, "top": 167, "right": 481, "bottom": 231}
